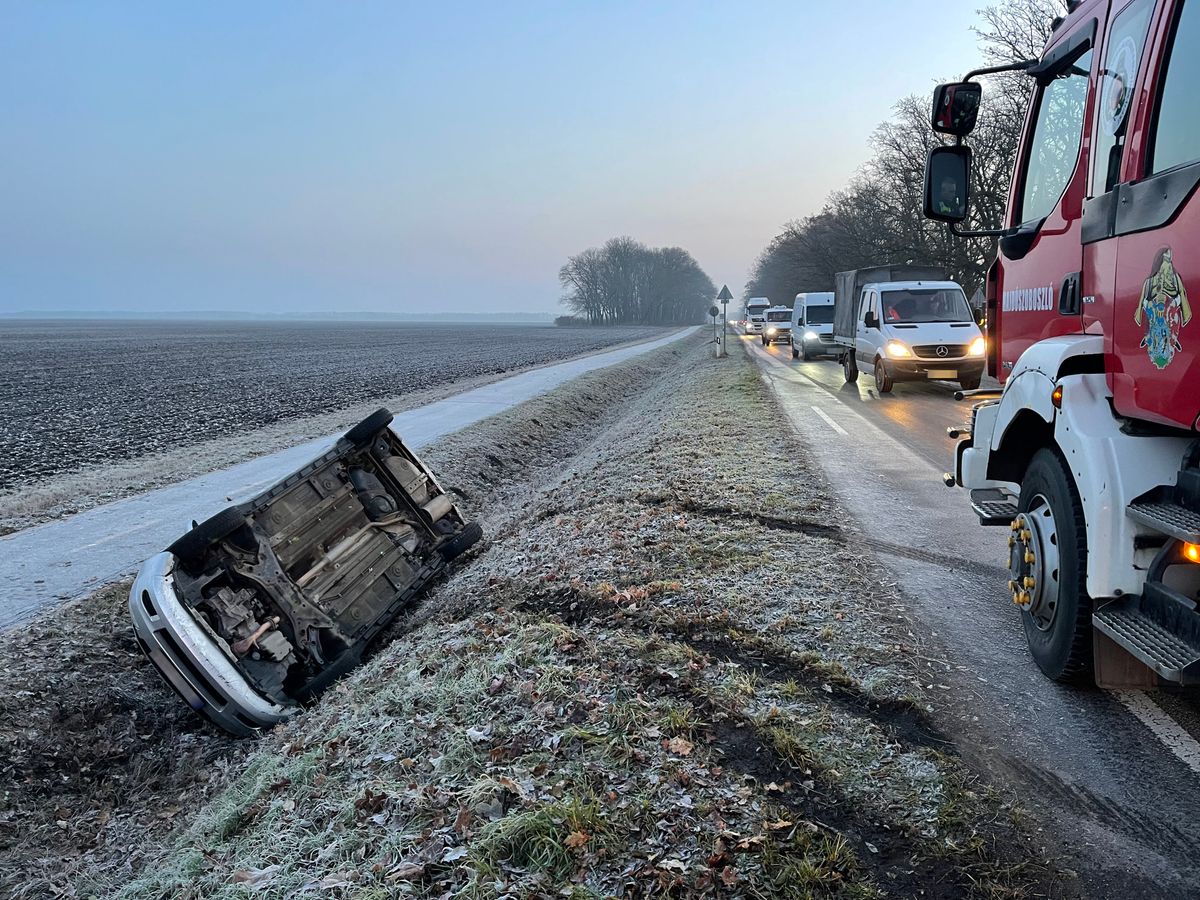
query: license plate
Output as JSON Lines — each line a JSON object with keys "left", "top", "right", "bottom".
{"left": 926, "top": 369, "right": 957, "bottom": 380}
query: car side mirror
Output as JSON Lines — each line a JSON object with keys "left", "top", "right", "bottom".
{"left": 924, "top": 145, "right": 971, "bottom": 223}
{"left": 865, "top": 311, "right": 879, "bottom": 330}
{"left": 931, "top": 82, "right": 981, "bottom": 137}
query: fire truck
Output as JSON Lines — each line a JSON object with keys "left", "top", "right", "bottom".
{"left": 925, "top": 0, "right": 1200, "bottom": 687}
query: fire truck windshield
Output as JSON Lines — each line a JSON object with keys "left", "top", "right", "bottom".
{"left": 880, "top": 288, "right": 972, "bottom": 324}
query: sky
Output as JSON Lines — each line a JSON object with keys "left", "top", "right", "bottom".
{"left": 0, "top": 2, "right": 988, "bottom": 316}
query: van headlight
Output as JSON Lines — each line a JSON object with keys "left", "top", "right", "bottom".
{"left": 804, "top": 331, "right": 818, "bottom": 341}
{"left": 766, "top": 327, "right": 777, "bottom": 335}
{"left": 886, "top": 340, "right": 912, "bottom": 358}
{"left": 968, "top": 337, "right": 986, "bottom": 357}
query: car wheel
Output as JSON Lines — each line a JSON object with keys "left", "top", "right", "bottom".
{"left": 344, "top": 408, "right": 394, "bottom": 449}
{"left": 959, "top": 374, "right": 982, "bottom": 391}
{"left": 843, "top": 353, "right": 858, "bottom": 384}
{"left": 1014, "top": 449, "right": 1094, "bottom": 683}
{"left": 874, "top": 358, "right": 894, "bottom": 393}
{"left": 167, "top": 506, "right": 248, "bottom": 573}
{"left": 438, "top": 521, "right": 484, "bottom": 561}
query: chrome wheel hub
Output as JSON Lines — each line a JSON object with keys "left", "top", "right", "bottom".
{"left": 1008, "top": 496, "right": 1062, "bottom": 632}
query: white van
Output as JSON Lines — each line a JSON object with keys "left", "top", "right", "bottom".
{"left": 744, "top": 297, "right": 770, "bottom": 334}
{"left": 761, "top": 306, "right": 793, "bottom": 345}
{"left": 790, "top": 292, "right": 836, "bottom": 360}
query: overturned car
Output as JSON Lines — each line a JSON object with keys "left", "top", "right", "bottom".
{"left": 129, "top": 409, "right": 481, "bottom": 735}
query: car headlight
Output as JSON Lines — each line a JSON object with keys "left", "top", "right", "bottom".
{"left": 886, "top": 340, "right": 911, "bottom": 358}
{"left": 804, "top": 331, "right": 818, "bottom": 341}
{"left": 968, "top": 336, "right": 986, "bottom": 357}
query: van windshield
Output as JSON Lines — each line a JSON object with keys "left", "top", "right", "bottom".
{"left": 804, "top": 306, "right": 835, "bottom": 325}
{"left": 880, "top": 289, "right": 971, "bottom": 324}
{"left": 767, "top": 310, "right": 790, "bottom": 322}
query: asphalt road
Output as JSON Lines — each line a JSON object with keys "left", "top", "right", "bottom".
{"left": 742, "top": 333, "right": 1200, "bottom": 898}
{"left": 0, "top": 327, "right": 697, "bottom": 629}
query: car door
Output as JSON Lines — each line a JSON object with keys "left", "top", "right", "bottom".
{"left": 995, "top": 19, "right": 1099, "bottom": 377}
{"left": 1105, "top": 0, "right": 1200, "bottom": 429}
{"left": 856, "top": 290, "right": 877, "bottom": 364}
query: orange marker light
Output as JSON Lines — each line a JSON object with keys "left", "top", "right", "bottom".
{"left": 1184, "top": 542, "right": 1200, "bottom": 564}
{"left": 1051, "top": 385, "right": 1063, "bottom": 409}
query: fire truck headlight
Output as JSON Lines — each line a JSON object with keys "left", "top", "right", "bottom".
{"left": 968, "top": 337, "right": 986, "bottom": 357}
{"left": 886, "top": 340, "right": 912, "bottom": 358}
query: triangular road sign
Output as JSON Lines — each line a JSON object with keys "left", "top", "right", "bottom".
{"left": 717, "top": 284, "right": 733, "bottom": 302}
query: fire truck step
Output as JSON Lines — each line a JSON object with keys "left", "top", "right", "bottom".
{"left": 1126, "top": 501, "right": 1200, "bottom": 544}
{"left": 1093, "top": 600, "right": 1200, "bottom": 685}
{"left": 969, "top": 489, "right": 1017, "bottom": 526}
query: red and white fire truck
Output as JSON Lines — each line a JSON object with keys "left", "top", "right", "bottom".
{"left": 926, "top": 0, "right": 1200, "bottom": 687}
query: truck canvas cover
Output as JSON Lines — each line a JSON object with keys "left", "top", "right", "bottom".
{"left": 833, "top": 265, "right": 947, "bottom": 340}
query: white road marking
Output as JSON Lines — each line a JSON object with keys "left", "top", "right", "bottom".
{"left": 811, "top": 405, "right": 848, "bottom": 436}
{"left": 1113, "top": 690, "right": 1200, "bottom": 776}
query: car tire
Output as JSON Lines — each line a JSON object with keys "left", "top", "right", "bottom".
{"left": 874, "top": 358, "right": 894, "bottom": 393}
{"left": 843, "top": 353, "right": 858, "bottom": 384}
{"left": 438, "top": 521, "right": 483, "bottom": 561}
{"left": 344, "top": 408, "right": 394, "bottom": 449}
{"left": 1017, "top": 449, "right": 1094, "bottom": 683}
{"left": 167, "top": 506, "right": 247, "bottom": 573}
{"left": 959, "top": 374, "right": 982, "bottom": 391}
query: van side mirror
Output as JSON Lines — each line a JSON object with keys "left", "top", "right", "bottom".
{"left": 865, "top": 311, "right": 879, "bottom": 330}
{"left": 931, "top": 82, "right": 981, "bottom": 137}
{"left": 924, "top": 145, "right": 972, "bottom": 223}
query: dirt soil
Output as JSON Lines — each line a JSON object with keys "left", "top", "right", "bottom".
{"left": 0, "top": 335, "right": 1075, "bottom": 898}
{"left": 0, "top": 321, "right": 668, "bottom": 536}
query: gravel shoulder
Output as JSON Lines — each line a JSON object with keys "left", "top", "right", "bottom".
{"left": 0, "top": 335, "right": 1073, "bottom": 898}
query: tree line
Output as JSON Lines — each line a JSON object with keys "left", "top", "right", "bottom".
{"left": 745, "top": 0, "right": 1066, "bottom": 305}
{"left": 558, "top": 237, "right": 716, "bottom": 325}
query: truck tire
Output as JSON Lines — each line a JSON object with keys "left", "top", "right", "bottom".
{"left": 1016, "top": 448, "right": 1094, "bottom": 684}
{"left": 344, "top": 408, "right": 394, "bottom": 449}
{"left": 873, "top": 358, "right": 894, "bottom": 393}
{"left": 959, "top": 374, "right": 982, "bottom": 391}
{"left": 843, "top": 353, "right": 858, "bottom": 384}
{"left": 438, "top": 521, "right": 483, "bottom": 561}
{"left": 167, "top": 506, "right": 247, "bottom": 574}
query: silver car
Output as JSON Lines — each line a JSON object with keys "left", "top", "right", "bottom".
{"left": 130, "top": 408, "right": 481, "bottom": 736}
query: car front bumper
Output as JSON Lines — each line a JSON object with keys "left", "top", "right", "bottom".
{"left": 884, "top": 358, "right": 985, "bottom": 380}
{"left": 129, "top": 552, "right": 293, "bottom": 736}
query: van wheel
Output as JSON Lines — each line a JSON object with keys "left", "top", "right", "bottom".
{"left": 843, "top": 353, "right": 858, "bottom": 384}
{"left": 1015, "top": 449, "right": 1094, "bottom": 683}
{"left": 874, "top": 358, "right": 894, "bottom": 393}
{"left": 791, "top": 346, "right": 799, "bottom": 359}
{"left": 802, "top": 346, "right": 813, "bottom": 361}
{"left": 959, "top": 374, "right": 982, "bottom": 391}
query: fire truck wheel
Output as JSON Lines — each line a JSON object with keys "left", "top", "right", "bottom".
{"left": 843, "top": 353, "right": 858, "bottom": 384}
{"left": 873, "top": 358, "right": 894, "bottom": 393}
{"left": 1015, "top": 448, "right": 1094, "bottom": 684}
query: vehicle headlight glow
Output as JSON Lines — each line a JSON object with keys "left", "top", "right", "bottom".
{"left": 886, "top": 340, "right": 911, "bottom": 358}
{"left": 968, "top": 337, "right": 986, "bottom": 357}
{"left": 804, "top": 331, "right": 818, "bottom": 341}
{"left": 767, "top": 327, "right": 777, "bottom": 335}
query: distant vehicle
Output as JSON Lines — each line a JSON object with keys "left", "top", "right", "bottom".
{"left": 832, "top": 266, "right": 984, "bottom": 393}
{"left": 745, "top": 297, "right": 770, "bottom": 334}
{"left": 791, "top": 292, "right": 837, "bottom": 360}
{"left": 761, "top": 306, "right": 793, "bottom": 345}
{"left": 130, "top": 408, "right": 482, "bottom": 735}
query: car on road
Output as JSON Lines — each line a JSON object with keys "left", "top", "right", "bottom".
{"left": 129, "top": 408, "right": 482, "bottom": 736}
{"left": 761, "top": 306, "right": 793, "bottom": 345}
{"left": 833, "top": 266, "right": 985, "bottom": 393}
{"left": 791, "top": 292, "right": 837, "bottom": 360}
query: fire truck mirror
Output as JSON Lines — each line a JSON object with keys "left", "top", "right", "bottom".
{"left": 925, "top": 145, "right": 971, "bottom": 224}
{"left": 931, "top": 82, "right": 981, "bottom": 137}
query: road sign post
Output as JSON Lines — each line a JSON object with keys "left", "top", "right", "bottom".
{"left": 716, "top": 285, "right": 733, "bottom": 358}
